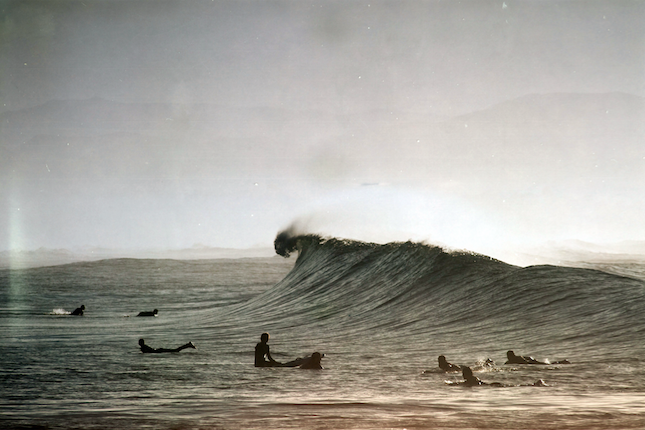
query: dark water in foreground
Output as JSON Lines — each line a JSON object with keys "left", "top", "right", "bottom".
{"left": 2, "top": 236, "right": 645, "bottom": 429}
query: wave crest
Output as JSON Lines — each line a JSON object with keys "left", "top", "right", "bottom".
{"left": 262, "top": 231, "right": 645, "bottom": 348}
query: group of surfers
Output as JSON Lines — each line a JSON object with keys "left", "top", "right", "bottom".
{"left": 254, "top": 332, "right": 323, "bottom": 369}
{"left": 70, "top": 305, "right": 319, "bottom": 368}
{"left": 73, "top": 304, "right": 565, "bottom": 377}
{"left": 137, "top": 331, "right": 323, "bottom": 370}
{"left": 70, "top": 305, "right": 158, "bottom": 317}
{"left": 437, "top": 351, "right": 570, "bottom": 386}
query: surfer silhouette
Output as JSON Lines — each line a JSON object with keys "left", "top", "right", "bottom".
{"left": 136, "top": 309, "right": 158, "bottom": 317}
{"left": 461, "top": 366, "right": 487, "bottom": 386}
{"left": 70, "top": 305, "right": 85, "bottom": 316}
{"left": 139, "top": 338, "right": 196, "bottom": 353}
{"left": 299, "top": 352, "right": 323, "bottom": 369}
{"left": 505, "top": 350, "right": 570, "bottom": 365}
{"left": 438, "top": 355, "right": 462, "bottom": 372}
{"left": 449, "top": 366, "right": 547, "bottom": 387}
{"left": 254, "top": 333, "right": 323, "bottom": 368}
{"left": 255, "top": 333, "right": 280, "bottom": 367}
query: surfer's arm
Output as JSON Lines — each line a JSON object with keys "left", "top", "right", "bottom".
{"left": 266, "top": 347, "right": 278, "bottom": 363}
{"left": 141, "top": 345, "right": 157, "bottom": 353}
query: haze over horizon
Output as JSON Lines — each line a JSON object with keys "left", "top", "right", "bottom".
{"left": 1, "top": 0, "right": 644, "bottom": 264}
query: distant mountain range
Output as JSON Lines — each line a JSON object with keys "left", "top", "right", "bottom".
{"left": 2, "top": 240, "right": 644, "bottom": 270}
{"left": 0, "top": 246, "right": 277, "bottom": 269}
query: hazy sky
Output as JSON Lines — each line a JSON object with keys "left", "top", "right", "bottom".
{"left": 1, "top": 0, "right": 644, "bottom": 262}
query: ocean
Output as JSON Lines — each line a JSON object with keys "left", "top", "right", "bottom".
{"left": 2, "top": 233, "right": 645, "bottom": 429}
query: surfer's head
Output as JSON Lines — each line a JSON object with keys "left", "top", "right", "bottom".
{"left": 80, "top": 305, "right": 85, "bottom": 310}
{"left": 507, "top": 350, "right": 516, "bottom": 360}
{"left": 260, "top": 333, "right": 269, "bottom": 343}
{"left": 138, "top": 338, "right": 145, "bottom": 346}
{"left": 462, "top": 366, "right": 473, "bottom": 379}
{"left": 438, "top": 355, "right": 447, "bottom": 366}
{"left": 153, "top": 309, "right": 158, "bottom": 315}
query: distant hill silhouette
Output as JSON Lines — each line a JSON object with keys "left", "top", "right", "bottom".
{"left": 0, "top": 245, "right": 276, "bottom": 269}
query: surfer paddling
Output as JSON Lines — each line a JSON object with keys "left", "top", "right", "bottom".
{"left": 139, "top": 338, "right": 196, "bottom": 353}
{"left": 505, "top": 350, "right": 570, "bottom": 365}
{"left": 136, "top": 309, "right": 158, "bottom": 317}
{"left": 299, "top": 352, "right": 323, "bottom": 369}
{"left": 70, "top": 305, "right": 85, "bottom": 316}
{"left": 438, "top": 355, "right": 462, "bottom": 372}
{"left": 448, "top": 366, "right": 547, "bottom": 387}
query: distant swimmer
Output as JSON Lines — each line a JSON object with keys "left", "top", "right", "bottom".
{"left": 299, "top": 352, "right": 323, "bottom": 369}
{"left": 505, "top": 350, "right": 570, "bottom": 365}
{"left": 70, "top": 305, "right": 85, "bottom": 316}
{"left": 438, "top": 355, "right": 462, "bottom": 372}
{"left": 255, "top": 333, "right": 281, "bottom": 367}
{"left": 139, "top": 338, "right": 196, "bottom": 353}
{"left": 136, "top": 309, "right": 158, "bottom": 317}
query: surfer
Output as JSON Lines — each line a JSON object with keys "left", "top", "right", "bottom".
{"left": 255, "top": 333, "right": 281, "bottom": 367}
{"left": 438, "top": 355, "right": 461, "bottom": 372}
{"left": 460, "top": 366, "right": 487, "bottom": 386}
{"left": 136, "top": 309, "right": 158, "bottom": 317}
{"left": 70, "top": 305, "right": 85, "bottom": 316}
{"left": 299, "top": 352, "right": 323, "bottom": 369}
{"left": 448, "top": 366, "right": 547, "bottom": 387}
{"left": 445, "top": 366, "right": 491, "bottom": 386}
{"left": 505, "top": 350, "right": 570, "bottom": 365}
{"left": 277, "top": 352, "right": 326, "bottom": 368}
{"left": 138, "top": 338, "right": 196, "bottom": 353}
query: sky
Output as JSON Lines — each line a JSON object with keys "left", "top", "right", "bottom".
{"left": 1, "top": 0, "right": 644, "bottom": 263}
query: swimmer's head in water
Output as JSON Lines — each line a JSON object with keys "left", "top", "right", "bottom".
{"left": 507, "top": 350, "right": 515, "bottom": 360}
{"left": 139, "top": 338, "right": 145, "bottom": 346}
{"left": 80, "top": 305, "right": 85, "bottom": 310}
{"left": 260, "top": 333, "right": 269, "bottom": 343}
{"left": 438, "top": 355, "right": 447, "bottom": 365}
{"left": 311, "top": 352, "right": 322, "bottom": 361}
{"left": 153, "top": 309, "right": 158, "bottom": 315}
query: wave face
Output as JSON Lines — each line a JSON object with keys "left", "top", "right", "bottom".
{"left": 233, "top": 233, "right": 645, "bottom": 355}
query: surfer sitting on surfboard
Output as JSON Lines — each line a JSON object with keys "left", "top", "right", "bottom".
{"left": 255, "top": 333, "right": 281, "bottom": 367}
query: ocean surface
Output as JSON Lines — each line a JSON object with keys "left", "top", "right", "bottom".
{"left": 2, "top": 233, "right": 645, "bottom": 429}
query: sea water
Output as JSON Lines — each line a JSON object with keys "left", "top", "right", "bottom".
{"left": 1, "top": 236, "right": 645, "bottom": 429}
